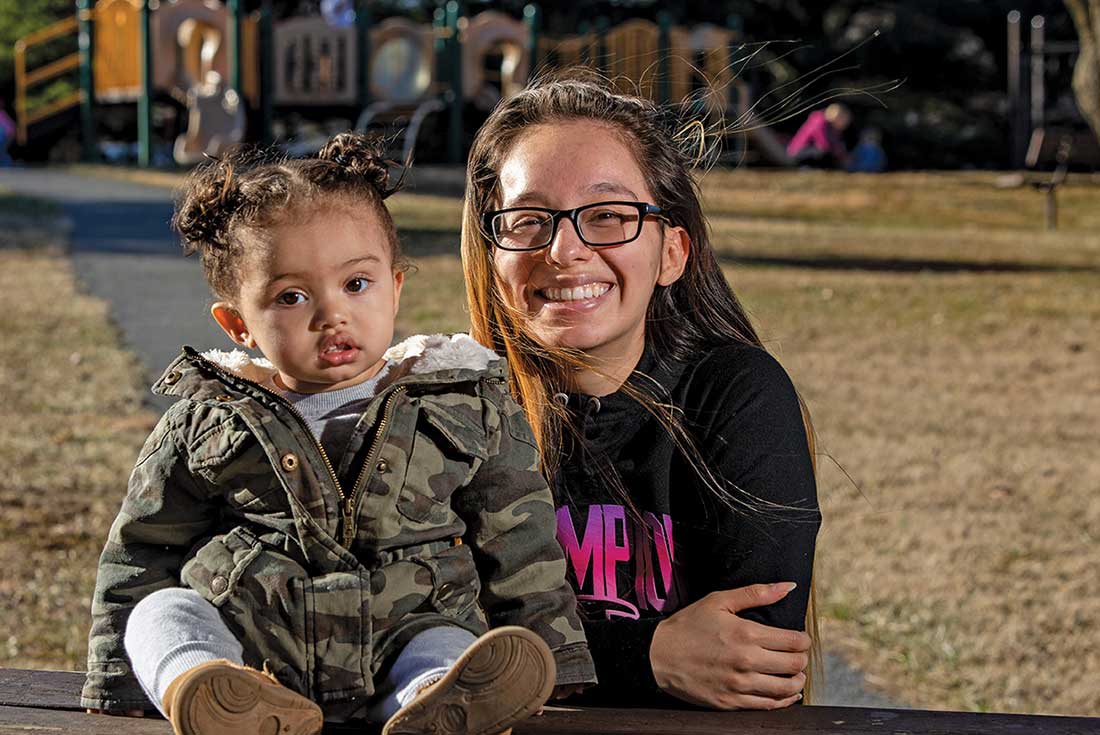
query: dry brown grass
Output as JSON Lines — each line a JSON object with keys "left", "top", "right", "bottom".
{"left": 704, "top": 171, "right": 1100, "bottom": 716}
{"left": 0, "top": 198, "right": 156, "bottom": 669}
{"left": 2, "top": 170, "right": 1098, "bottom": 716}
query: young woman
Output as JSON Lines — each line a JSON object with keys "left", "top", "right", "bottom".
{"left": 460, "top": 73, "right": 821, "bottom": 711}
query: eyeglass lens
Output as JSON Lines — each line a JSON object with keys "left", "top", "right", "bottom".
{"left": 492, "top": 203, "right": 645, "bottom": 250}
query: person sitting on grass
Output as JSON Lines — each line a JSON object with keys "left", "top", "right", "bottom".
{"left": 81, "top": 132, "right": 594, "bottom": 735}
{"left": 786, "top": 102, "right": 852, "bottom": 169}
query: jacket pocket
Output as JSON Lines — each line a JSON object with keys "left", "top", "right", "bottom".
{"left": 418, "top": 542, "right": 482, "bottom": 619}
{"left": 181, "top": 526, "right": 263, "bottom": 606}
{"left": 396, "top": 399, "right": 487, "bottom": 524}
{"left": 181, "top": 533, "right": 374, "bottom": 703}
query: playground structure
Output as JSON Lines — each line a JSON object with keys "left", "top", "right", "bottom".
{"left": 1006, "top": 9, "right": 1100, "bottom": 171}
{"left": 14, "top": 1, "right": 791, "bottom": 167}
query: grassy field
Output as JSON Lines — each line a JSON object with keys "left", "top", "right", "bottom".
{"left": 0, "top": 191, "right": 156, "bottom": 669}
{"left": 2, "top": 170, "right": 1098, "bottom": 715}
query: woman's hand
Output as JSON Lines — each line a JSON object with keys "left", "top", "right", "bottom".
{"left": 86, "top": 708, "right": 145, "bottom": 717}
{"left": 649, "top": 583, "right": 810, "bottom": 710}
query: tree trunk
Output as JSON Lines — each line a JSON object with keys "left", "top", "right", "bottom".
{"left": 1065, "top": 0, "right": 1100, "bottom": 144}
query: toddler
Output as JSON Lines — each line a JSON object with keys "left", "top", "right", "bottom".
{"left": 81, "top": 133, "right": 594, "bottom": 735}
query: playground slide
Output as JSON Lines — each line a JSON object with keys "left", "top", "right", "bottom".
{"left": 746, "top": 125, "right": 794, "bottom": 166}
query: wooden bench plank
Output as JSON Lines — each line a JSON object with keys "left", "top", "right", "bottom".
{"left": 5, "top": 702, "right": 1100, "bottom": 735}
{"left": 0, "top": 668, "right": 85, "bottom": 710}
{"left": 2, "top": 669, "right": 1098, "bottom": 735}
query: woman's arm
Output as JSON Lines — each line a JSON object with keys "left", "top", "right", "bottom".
{"left": 651, "top": 345, "right": 820, "bottom": 710}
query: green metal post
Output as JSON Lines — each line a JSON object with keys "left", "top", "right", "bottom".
{"left": 657, "top": 11, "right": 671, "bottom": 105}
{"left": 259, "top": 0, "right": 274, "bottom": 143}
{"left": 76, "top": 0, "right": 96, "bottom": 161}
{"left": 138, "top": 0, "right": 152, "bottom": 167}
{"left": 445, "top": 0, "right": 463, "bottom": 164}
{"left": 523, "top": 4, "right": 540, "bottom": 81}
{"left": 356, "top": 0, "right": 372, "bottom": 110}
{"left": 224, "top": 0, "right": 242, "bottom": 96}
{"left": 228, "top": 0, "right": 243, "bottom": 95}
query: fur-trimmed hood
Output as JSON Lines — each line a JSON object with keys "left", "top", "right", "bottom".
{"left": 155, "top": 333, "right": 504, "bottom": 399}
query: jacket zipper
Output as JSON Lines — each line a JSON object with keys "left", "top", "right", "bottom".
{"left": 194, "top": 354, "right": 400, "bottom": 549}
{"left": 344, "top": 386, "right": 406, "bottom": 547}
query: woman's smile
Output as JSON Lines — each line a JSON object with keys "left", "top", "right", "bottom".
{"left": 534, "top": 282, "right": 614, "bottom": 310}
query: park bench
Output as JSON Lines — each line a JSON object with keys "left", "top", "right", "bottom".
{"left": 1024, "top": 126, "right": 1100, "bottom": 230}
{"left": 3, "top": 668, "right": 1098, "bottom": 734}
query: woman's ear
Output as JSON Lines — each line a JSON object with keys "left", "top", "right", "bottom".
{"left": 211, "top": 303, "right": 256, "bottom": 348}
{"left": 657, "top": 226, "right": 691, "bottom": 287}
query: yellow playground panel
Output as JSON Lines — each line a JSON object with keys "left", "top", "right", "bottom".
{"left": 15, "top": 3, "right": 761, "bottom": 160}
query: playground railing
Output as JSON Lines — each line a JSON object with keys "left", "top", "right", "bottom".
{"left": 14, "top": 15, "right": 82, "bottom": 146}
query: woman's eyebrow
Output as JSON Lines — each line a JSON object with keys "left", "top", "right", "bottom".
{"left": 503, "top": 182, "right": 639, "bottom": 207}
{"left": 587, "top": 182, "right": 638, "bottom": 199}
{"left": 501, "top": 190, "right": 547, "bottom": 207}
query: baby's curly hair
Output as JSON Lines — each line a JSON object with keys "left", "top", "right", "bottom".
{"left": 173, "top": 133, "right": 409, "bottom": 300}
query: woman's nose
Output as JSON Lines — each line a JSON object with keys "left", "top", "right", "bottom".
{"left": 545, "top": 217, "right": 593, "bottom": 266}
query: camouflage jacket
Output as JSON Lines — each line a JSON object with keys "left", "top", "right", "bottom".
{"left": 82, "top": 334, "right": 594, "bottom": 714}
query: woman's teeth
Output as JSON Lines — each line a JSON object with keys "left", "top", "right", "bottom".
{"left": 324, "top": 344, "right": 350, "bottom": 353}
{"left": 540, "top": 284, "right": 610, "bottom": 302}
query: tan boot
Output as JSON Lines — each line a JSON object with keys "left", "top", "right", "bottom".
{"left": 382, "top": 626, "right": 556, "bottom": 735}
{"left": 162, "top": 659, "right": 323, "bottom": 735}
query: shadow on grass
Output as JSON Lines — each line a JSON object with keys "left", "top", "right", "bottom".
{"left": 725, "top": 253, "right": 1100, "bottom": 274}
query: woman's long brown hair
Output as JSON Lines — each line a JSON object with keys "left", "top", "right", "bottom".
{"left": 460, "top": 70, "right": 821, "bottom": 701}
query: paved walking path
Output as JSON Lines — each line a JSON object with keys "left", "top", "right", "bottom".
{"left": 0, "top": 165, "right": 898, "bottom": 709}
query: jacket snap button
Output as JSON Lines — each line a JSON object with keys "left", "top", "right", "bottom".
{"left": 437, "top": 583, "right": 455, "bottom": 597}
{"left": 163, "top": 370, "right": 182, "bottom": 385}
{"left": 281, "top": 453, "right": 299, "bottom": 472}
{"left": 377, "top": 459, "right": 389, "bottom": 473}
{"left": 216, "top": 394, "right": 233, "bottom": 402}
{"left": 210, "top": 576, "right": 228, "bottom": 594}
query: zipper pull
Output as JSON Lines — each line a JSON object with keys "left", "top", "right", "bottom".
{"left": 342, "top": 501, "right": 356, "bottom": 547}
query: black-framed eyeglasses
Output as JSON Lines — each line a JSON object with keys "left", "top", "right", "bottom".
{"left": 482, "top": 201, "right": 667, "bottom": 252}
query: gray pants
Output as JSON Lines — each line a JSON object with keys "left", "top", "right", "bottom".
{"left": 124, "top": 587, "right": 475, "bottom": 722}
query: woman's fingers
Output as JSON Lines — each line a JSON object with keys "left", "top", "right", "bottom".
{"left": 752, "top": 648, "right": 810, "bottom": 676}
{"left": 651, "top": 589, "right": 813, "bottom": 710}
{"left": 709, "top": 583, "right": 796, "bottom": 615}
{"left": 719, "top": 692, "right": 804, "bottom": 711}
{"left": 738, "top": 616, "right": 812, "bottom": 653}
{"left": 726, "top": 670, "right": 807, "bottom": 699}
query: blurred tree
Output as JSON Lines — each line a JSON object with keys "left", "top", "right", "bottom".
{"left": 0, "top": 0, "right": 72, "bottom": 102}
{"left": 1065, "top": 0, "right": 1100, "bottom": 142}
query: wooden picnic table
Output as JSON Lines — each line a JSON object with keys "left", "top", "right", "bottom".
{"left": 1, "top": 668, "right": 1097, "bottom": 734}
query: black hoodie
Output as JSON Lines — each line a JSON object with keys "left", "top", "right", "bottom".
{"left": 554, "top": 341, "right": 820, "bottom": 706}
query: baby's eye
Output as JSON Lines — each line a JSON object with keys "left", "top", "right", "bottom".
{"left": 276, "top": 291, "right": 305, "bottom": 306}
{"left": 346, "top": 277, "right": 370, "bottom": 293}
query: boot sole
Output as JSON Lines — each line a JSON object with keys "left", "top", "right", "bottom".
{"left": 171, "top": 661, "right": 323, "bottom": 735}
{"left": 382, "top": 626, "right": 556, "bottom": 735}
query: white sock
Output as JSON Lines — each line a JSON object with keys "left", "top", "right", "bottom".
{"left": 367, "top": 625, "right": 477, "bottom": 721}
{"left": 124, "top": 588, "right": 244, "bottom": 716}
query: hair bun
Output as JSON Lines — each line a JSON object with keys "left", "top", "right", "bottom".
{"left": 318, "top": 133, "right": 399, "bottom": 198}
{"left": 173, "top": 157, "right": 241, "bottom": 254}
